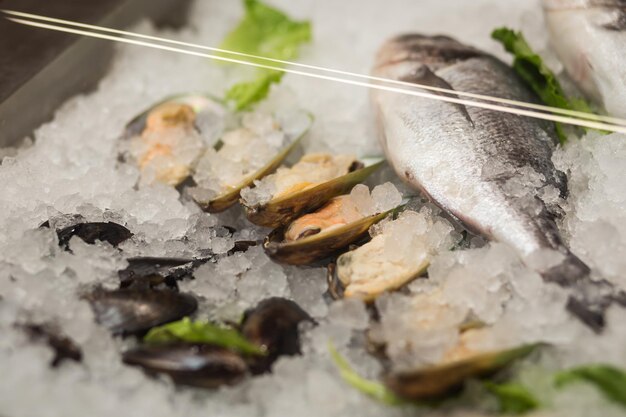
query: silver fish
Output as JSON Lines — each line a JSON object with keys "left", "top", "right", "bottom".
{"left": 543, "top": 0, "right": 626, "bottom": 117}
{"left": 371, "top": 34, "right": 624, "bottom": 331}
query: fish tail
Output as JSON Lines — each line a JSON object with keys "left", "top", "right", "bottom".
{"left": 542, "top": 252, "right": 591, "bottom": 286}
{"left": 566, "top": 285, "right": 626, "bottom": 333}
{"left": 543, "top": 252, "right": 626, "bottom": 332}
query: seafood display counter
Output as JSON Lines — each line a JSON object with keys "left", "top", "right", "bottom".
{"left": 2, "top": 1, "right": 626, "bottom": 417}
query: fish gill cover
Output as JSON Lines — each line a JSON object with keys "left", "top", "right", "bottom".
{"left": 491, "top": 27, "right": 595, "bottom": 144}
{"left": 220, "top": 0, "right": 312, "bottom": 110}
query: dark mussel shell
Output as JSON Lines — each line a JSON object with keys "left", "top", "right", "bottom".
{"left": 57, "top": 222, "right": 132, "bottom": 250}
{"left": 18, "top": 323, "right": 83, "bottom": 367}
{"left": 241, "top": 297, "right": 313, "bottom": 373}
{"left": 119, "top": 256, "right": 215, "bottom": 290}
{"left": 84, "top": 288, "right": 197, "bottom": 335}
{"left": 122, "top": 343, "right": 248, "bottom": 388}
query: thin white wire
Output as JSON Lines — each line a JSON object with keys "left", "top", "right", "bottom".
{"left": 5, "top": 8, "right": 626, "bottom": 127}
{"left": 6, "top": 15, "right": 626, "bottom": 134}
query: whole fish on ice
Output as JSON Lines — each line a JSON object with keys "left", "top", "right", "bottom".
{"left": 543, "top": 0, "right": 626, "bottom": 117}
{"left": 371, "top": 34, "right": 624, "bottom": 331}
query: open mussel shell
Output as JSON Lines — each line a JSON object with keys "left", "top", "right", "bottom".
{"left": 383, "top": 344, "right": 539, "bottom": 401}
{"left": 264, "top": 209, "right": 394, "bottom": 265}
{"left": 241, "top": 297, "right": 313, "bottom": 373}
{"left": 122, "top": 343, "right": 248, "bottom": 388}
{"left": 84, "top": 288, "right": 197, "bottom": 335}
{"left": 331, "top": 243, "right": 429, "bottom": 303}
{"left": 123, "top": 93, "right": 226, "bottom": 139}
{"left": 244, "top": 158, "right": 385, "bottom": 229}
{"left": 192, "top": 114, "right": 313, "bottom": 213}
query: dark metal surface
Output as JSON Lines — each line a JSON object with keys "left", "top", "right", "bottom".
{"left": 0, "top": 0, "right": 191, "bottom": 148}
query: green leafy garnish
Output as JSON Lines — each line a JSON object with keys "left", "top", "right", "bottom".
{"left": 328, "top": 342, "right": 405, "bottom": 406}
{"left": 554, "top": 364, "right": 626, "bottom": 408}
{"left": 224, "top": 71, "right": 284, "bottom": 111}
{"left": 220, "top": 0, "right": 311, "bottom": 110}
{"left": 491, "top": 27, "right": 595, "bottom": 144}
{"left": 485, "top": 382, "right": 541, "bottom": 414}
{"left": 144, "top": 317, "right": 266, "bottom": 356}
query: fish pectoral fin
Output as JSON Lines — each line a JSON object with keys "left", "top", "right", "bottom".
{"left": 401, "top": 65, "right": 474, "bottom": 126}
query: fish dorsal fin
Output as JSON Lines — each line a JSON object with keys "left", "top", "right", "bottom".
{"left": 401, "top": 65, "right": 474, "bottom": 126}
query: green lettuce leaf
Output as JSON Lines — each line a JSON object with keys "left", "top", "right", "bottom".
{"left": 328, "top": 342, "right": 406, "bottom": 406}
{"left": 485, "top": 382, "right": 541, "bottom": 414}
{"left": 491, "top": 27, "right": 595, "bottom": 144}
{"left": 220, "top": 0, "right": 311, "bottom": 110}
{"left": 143, "top": 317, "right": 266, "bottom": 356}
{"left": 224, "top": 70, "right": 284, "bottom": 111}
{"left": 554, "top": 364, "right": 626, "bottom": 408}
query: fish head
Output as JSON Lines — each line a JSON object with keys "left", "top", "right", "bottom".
{"left": 371, "top": 34, "right": 484, "bottom": 153}
{"left": 372, "top": 34, "right": 484, "bottom": 80}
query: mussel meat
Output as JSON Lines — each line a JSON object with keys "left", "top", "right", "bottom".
{"left": 333, "top": 208, "right": 457, "bottom": 302}
{"left": 124, "top": 94, "right": 225, "bottom": 139}
{"left": 264, "top": 184, "right": 404, "bottom": 265}
{"left": 122, "top": 94, "right": 226, "bottom": 186}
